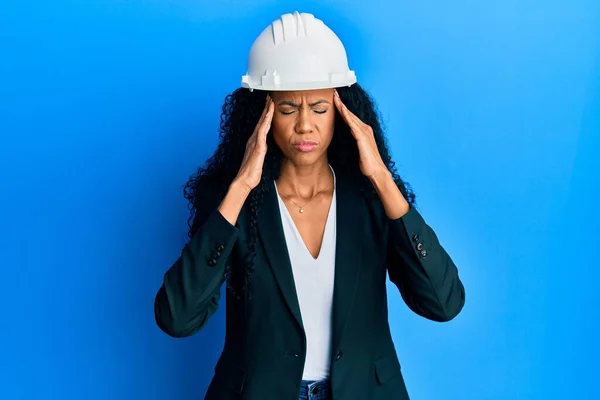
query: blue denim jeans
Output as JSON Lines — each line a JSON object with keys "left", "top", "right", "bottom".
{"left": 298, "top": 379, "right": 331, "bottom": 400}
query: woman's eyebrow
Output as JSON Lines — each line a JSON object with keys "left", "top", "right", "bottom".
{"left": 277, "top": 99, "right": 330, "bottom": 107}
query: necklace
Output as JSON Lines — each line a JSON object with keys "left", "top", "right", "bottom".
{"left": 279, "top": 185, "right": 331, "bottom": 213}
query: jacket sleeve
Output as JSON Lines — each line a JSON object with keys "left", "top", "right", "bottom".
{"left": 154, "top": 189, "right": 239, "bottom": 338}
{"left": 386, "top": 204, "right": 465, "bottom": 322}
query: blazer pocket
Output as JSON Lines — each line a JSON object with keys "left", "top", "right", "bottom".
{"left": 214, "top": 357, "right": 247, "bottom": 394}
{"left": 374, "top": 354, "right": 401, "bottom": 385}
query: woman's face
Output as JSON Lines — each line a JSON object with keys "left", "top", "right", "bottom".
{"left": 270, "top": 88, "right": 335, "bottom": 166}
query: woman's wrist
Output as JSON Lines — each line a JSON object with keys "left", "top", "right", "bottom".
{"left": 218, "top": 179, "right": 252, "bottom": 226}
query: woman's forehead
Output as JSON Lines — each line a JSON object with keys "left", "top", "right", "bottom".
{"left": 271, "top": 88, "right": 334, "bottom": 102}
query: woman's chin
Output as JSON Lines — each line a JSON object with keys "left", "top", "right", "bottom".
{"left": 284, "top": 151, "right": 326, "bottom": 167}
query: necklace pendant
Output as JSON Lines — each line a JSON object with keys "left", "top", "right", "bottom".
{"left": 299, "top": 208, "right": 304, "bottom": 213}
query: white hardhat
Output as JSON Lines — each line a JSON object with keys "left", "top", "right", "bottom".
{"left": 241, "top": 11, "right": 357, "bottom": 91}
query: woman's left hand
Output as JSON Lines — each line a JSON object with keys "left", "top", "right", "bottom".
{"left": 333, "top": 89, "right": 389, "bottom": 180}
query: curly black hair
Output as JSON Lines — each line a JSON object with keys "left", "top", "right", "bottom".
{"left": 183, "top": 83, "right": 416, "bottom": 300}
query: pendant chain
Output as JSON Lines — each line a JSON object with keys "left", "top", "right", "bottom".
{"left": 279, "top": 185, "right": 331, "bottom": 214}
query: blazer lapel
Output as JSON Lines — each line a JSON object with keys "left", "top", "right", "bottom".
{"left": 257, "top": 183, "right": 305, "bottom": 331}
{"left": 330, "top": 171, "right": 364, "bottom": 351}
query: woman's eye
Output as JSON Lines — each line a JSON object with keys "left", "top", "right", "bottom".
{"left": 279, "top": 108, "right": 328, "bottom": 115}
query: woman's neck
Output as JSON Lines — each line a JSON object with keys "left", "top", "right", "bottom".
{"left": 277, "top": 157, "right": 334, "bottom": 199}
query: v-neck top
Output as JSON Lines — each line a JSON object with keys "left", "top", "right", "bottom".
{"left": 274, "top": 166, "right": 337, "bottom": 380}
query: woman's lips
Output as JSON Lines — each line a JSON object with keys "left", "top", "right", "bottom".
{"left": 292, "top": 141, "right": 318, "bottom": 152}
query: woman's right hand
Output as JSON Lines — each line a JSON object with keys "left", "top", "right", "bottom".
{"left": 234, "top": 95, "right": 275, "bottom": 191}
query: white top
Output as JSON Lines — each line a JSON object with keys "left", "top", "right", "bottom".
{"left": 274, "top": 166, "right": 337, "bottom": 381}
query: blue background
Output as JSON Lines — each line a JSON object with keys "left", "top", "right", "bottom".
{"left": 1, "top": 1, "right": 598, "bottom": 399}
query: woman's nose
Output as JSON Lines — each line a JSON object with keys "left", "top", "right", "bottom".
{"left": 295, "top": 110, "right": 314, "bottom": 133}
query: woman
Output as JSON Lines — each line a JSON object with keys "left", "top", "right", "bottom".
{"left": 154, "top": 11, "right": 465, "bottom": 400}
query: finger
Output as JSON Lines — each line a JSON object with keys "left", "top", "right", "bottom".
{"left": 333, "top": 91, "right": 359, "bottom": 125}
{"left": 332, "top": 90, "right": 349, "bottom": 119}
{"left": 259, "top": 100, "right": 275, "bottom": 141}
{"left": 333, "top": 93, "right": 363, "bottom": 135}
{"left": 254, "top": 95, "right": 272, "bottom": 134}
{"left": 334, "top": 91, "right": 373, "bottom": 139}
{"left": 258, "top": 95, "right": 271, "bottom": 120}
{"left": 341, "top": 101, "right": 366, "bottom": 131}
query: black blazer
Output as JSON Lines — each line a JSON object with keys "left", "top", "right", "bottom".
{"left": 154, "top": 170, "right": 465, "bottom": 400}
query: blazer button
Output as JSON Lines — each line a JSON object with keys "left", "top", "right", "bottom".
{"left": 335, "top": 350, "right": 343, "bottom": 361}
{"left": 419, "top": 250, "right": 428, "bottom": 258}
{"left": 208, "top": 258, "right": 217, "bottom": 266}
{"left": 217, "top": 244, "right": 224, "bottom": 252}
{"left": 416, "top": 243, "right": 424, "bottom": 251}
{"left": 214, "top": 251, "right": 221, "bottom": 257}
{"left": 412, "top": 234, "right": 420, "bottom": 243}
